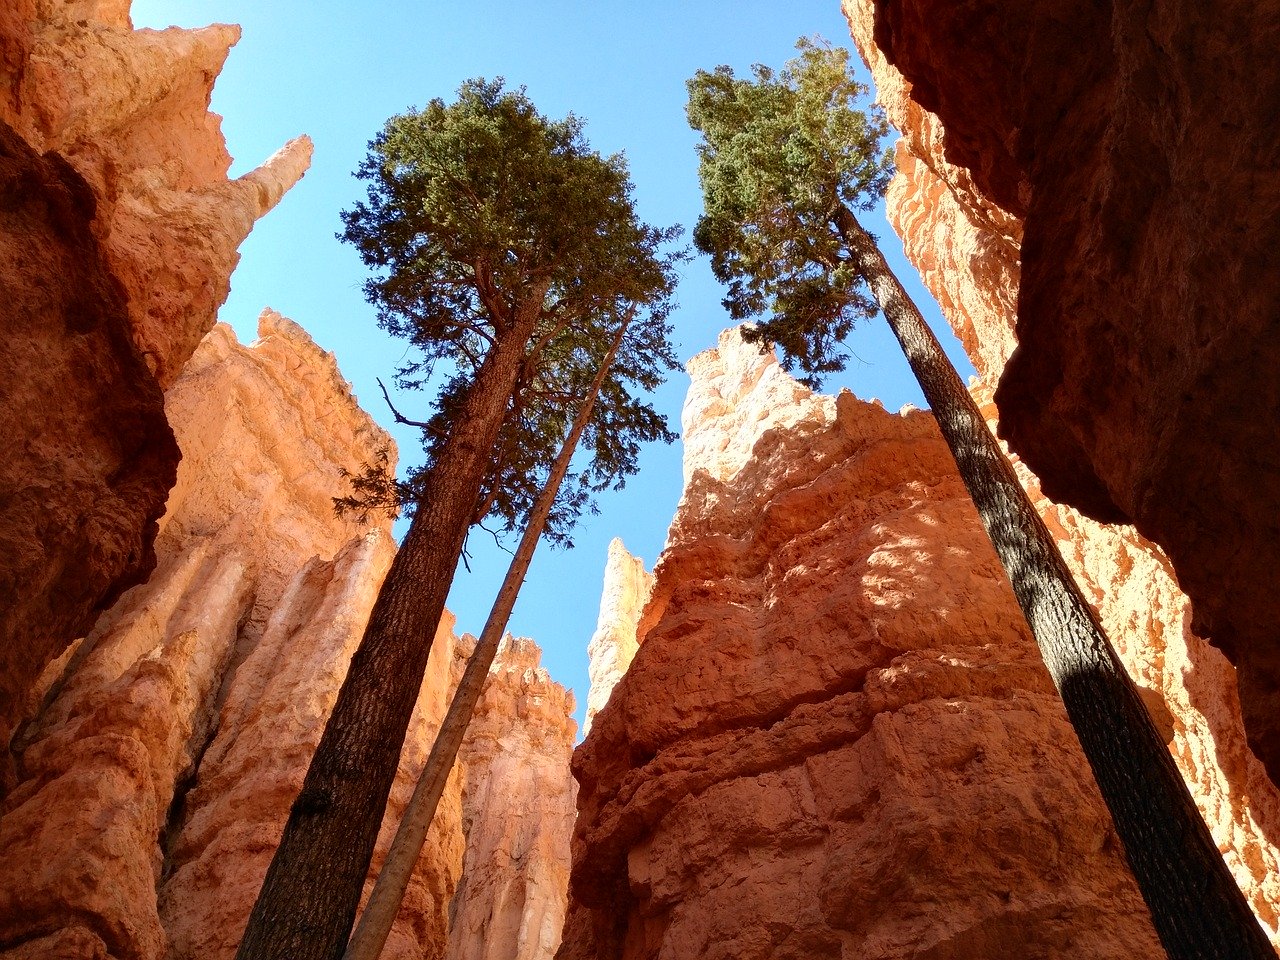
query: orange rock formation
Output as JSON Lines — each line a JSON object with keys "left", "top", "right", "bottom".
{"left": 842, "top": 0, "right": 1280, "bottom": 786}
{"left": 560, "top": 330, "right": 1164, "bottom": 960}
{"left": 0, "top": 0, "right": 310, "bottom": 761}
{"left": 844, "top": 0, "right": 1280, "bottom": 937}
{"left": 450, "top": 636, "right": 578, "bottom": 960}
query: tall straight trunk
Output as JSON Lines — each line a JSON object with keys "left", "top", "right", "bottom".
{"left": 343, "top": 317, "right": 631, "bottom": 960}
{"left": 236, "top": 290, "right": 548, "bottom": 960}
{"left": 833, "top": 206, "right": 1271, "bottom": 959}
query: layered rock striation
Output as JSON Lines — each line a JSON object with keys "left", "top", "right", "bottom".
{"left": 583, "top": 540, "right": 653, "bottom": 737}
{"left": 0, "top": 311, "right": 579, "bottom": 960}
{"left": 560, "top": 330, "right": 1164, "bottom": 960}
{"left": 450, "top": 636, "right": 578, "bottom": 960}
{"left": 845, "top": 1, "right": 1280, "bottom": 936}
{"left": 0, "top": 315, "right": 434, "bottom": 960}
{"left": 843, "top": 0, "right": 1280, "bottom": 784}
{"left": 0, "top": 0, "right": 309, "bottom": 767}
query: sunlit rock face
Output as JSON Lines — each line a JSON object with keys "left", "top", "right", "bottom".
{"left": 583, "top": 540, "right": 652, "bottom": 737}
{"left": 0, "top": 0, "right": 309, "bottom": 770}
{"left": 450, "top": 635, "right": 578, "bottom": 960}
{"left": 558, "top": 329, "right": 1162, "bottom": 960}
{"left": 842, "top": 0, "right": 1280, "bottom": 787}
{"left": 0, "top": 316, "right": 451, "bottom": 960}
{"left": 844, "top": 0, "right": 1280, "bottom": 937}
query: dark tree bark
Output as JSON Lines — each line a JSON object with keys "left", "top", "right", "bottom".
{"left": 834, "top": 205, "right": 1272, "bottom": 959}
{"left": 342, "top": 318, "right": 630, "bottom": 960}
{"left": 235, "top": 290, "right": 547, "bottom": 960}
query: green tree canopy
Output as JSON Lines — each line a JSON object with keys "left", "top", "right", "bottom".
{"left": 687, "top": 38, "right": 891, "bottom": 386}
{"left": 339, "top": 78, "right": 682, "bottom": 545}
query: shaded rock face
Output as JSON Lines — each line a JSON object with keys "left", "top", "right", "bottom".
{"left": 0, "top": 0, "right": 309, "bottom": 770}
{"left": 845, "top": 0, "right": 1280, "bottom": 937}
{"left": 0, "top": 118, "right": 178, "bottom": 778}
{"left": 451, "top": 636, "right": 578, "bottom": 960}
{"left": 0, "top": 311, "right": 580, "bottom": 960}
{"left": 560, "top": 330, "right": 1163, "bottom": 960}
{"left": 845, "top": 0, "right": 1280, "bottom": 781}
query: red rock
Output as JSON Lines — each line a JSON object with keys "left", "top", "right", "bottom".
{"left": 0, "top": 117, "right": 177, "bottom": 781}
{"left": 0, "top": 0, "right": 309, "bottom": 772}
{"left": 845, "top": 0, "right": 1280, "bottom": 937}
{"left": 846, "top": 0, "right": 1280, "bottom": 783}
{"left": 560, "top": 330, "right": 1163, "bottom": 960}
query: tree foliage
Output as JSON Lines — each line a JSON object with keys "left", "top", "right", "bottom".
{"left": 687, "top": 38, "right": 891, "bottom": 386}
{"left": 340, "top": 78, "right": 681, "bottom": 545}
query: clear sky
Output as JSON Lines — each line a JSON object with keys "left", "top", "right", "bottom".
{"left": 130, "top": 0, "right": 975, "bottom": 736}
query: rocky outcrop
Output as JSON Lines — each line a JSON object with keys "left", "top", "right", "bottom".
{"left": 0, "top": 1, "right": 312, "bottom": 388}
{"left": 844, "top": 2, "right": 1280, "bottom": 937}
{"left": 583, "top": 541, "right": 652, "bottom": 736}
{"left": 560, "top": 330, "right": 1164, "bottom": 960}
{"left": 160, "top": 551, "right": 466, "bottom": 960}
{"left": 1, "top": 311, "right": 580, "bottom": 959}
{"left": 0, "top": 0, "right": 309, "bottom": 769}
{"left": 0, "top": 118, "right": 178, "bottom": 783}
{"left": 0, "top": 316, "right": 412, "bottom": 960}
{"left": 450, "top": 636, "right": 578, "bottom": 960}
{"left": 843, "top": 0, "right": 1280, "bottom": 783}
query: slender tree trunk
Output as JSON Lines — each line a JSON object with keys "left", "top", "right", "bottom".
{"left": 235, "top": 289, "right": 549, "bottom": 960}
{"left": 343, "top": 317, "right": 630, "bottom": 960}
{"left": 833, "top": 205, "right": 1271, "bottom": 959}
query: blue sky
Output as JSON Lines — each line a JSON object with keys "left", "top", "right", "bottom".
{"left": 130, "top": 0, "right": 974, "bottom": 735}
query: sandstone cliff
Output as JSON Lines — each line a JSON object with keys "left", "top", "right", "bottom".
{"left": 0, "top": 0, "right": 309, "bottom": 765}
{"left": 844, "top": 1, "right": 1280, "bottom": 937}
{"left": 0, "top": 310, "right": 579, "bottom": 960}
{"left": 0, "top": 315, "right": 454, "bottom": 960}
{"left": 451, "top": 636, "right": 578, "bottom": 960}
{"left": 842, "top": 0, "right": 1280, "bottom": 785}
{"left": 560, "top": 330, "right": 1164, "bottom": 960}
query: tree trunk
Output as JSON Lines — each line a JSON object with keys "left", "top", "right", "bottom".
{"left": 342, "top": 317, "right": 630, "bottom": 960}
{"left": 235, "top": 290, "right": 548, "bottom": 960}
{"left": 834, "top": 205, "right": 1272, "bottom": 959}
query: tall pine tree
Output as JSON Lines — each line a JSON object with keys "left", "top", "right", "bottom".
{"left": 686, "top": 39, "right": 1270, "bottom": 959}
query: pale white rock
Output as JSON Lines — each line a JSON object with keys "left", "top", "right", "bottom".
{"left": 583, "top": 540, "right": 653, "bottom": 737}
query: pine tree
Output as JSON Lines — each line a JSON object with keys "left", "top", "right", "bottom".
{"left": 236, "top": 79, "right": 680, "bottom": 960}
{"left": 686, "top": 39, "right": 1271, "bottom": 960}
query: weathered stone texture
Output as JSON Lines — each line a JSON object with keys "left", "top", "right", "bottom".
{"left": 0, "top": 317, "right": 407, "bottom": 960}
{"left": 0, "top": 118, "right": 177, "bottom": 780}
{"left": 845, "top": 0, "right": 1280, "bottom": 937}
{"left": 844, "top": 0, "right": 1280, "bottom": 784}
{"left": 0, "top": 0, "right": 309, "bottom": 772}
{"left": 559, "top": 330, "right": 1163, "bottom": 960}
{"left": 450, "top": 636, "right": 578, "bottom": 960}
{"left": 583, "top": 540, "right": 652, "bottom": 737}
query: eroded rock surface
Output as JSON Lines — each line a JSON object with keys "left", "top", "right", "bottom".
{"left": 0, "top": 316, "right": 410, "bottom": 960}
{"left": 559, "top": 330, "right": 1163, "bottom": 960}
{"left": 0, "top": 0, "right": 308, "bottom": 772}
{"left": 844, "top": 0, "right": 1280, "bottom": 783}
{"left": 450, "top": 636, "right": 578, "bottom": 960}
{"left": 845, "top": 1, "right": 1280, "bottom": 936}
{"left": 583, "top": 540, "right": 652, "bottom": 737}
{"left": 0, "top": 117, "right": 178, "bottom": 782}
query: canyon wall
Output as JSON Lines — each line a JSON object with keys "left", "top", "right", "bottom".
{"left": 844, "top": 0, "right": 1280, "bottom": 936}
{"left": 0, "top": 312, "right": 578, "bottom": 960}
{"left": 560, "top": 330, "right": 1166, "bottom": 960}
{"left": 842, "top": 0, "right": 1280, "bottom": 785}
{"left": 0, "top": 0, "right": 309, "bottom": 759}
{"left": 450, "top": 636, "right": 578, "bottom": 960}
